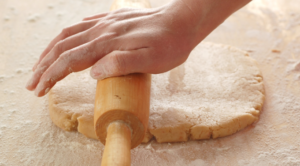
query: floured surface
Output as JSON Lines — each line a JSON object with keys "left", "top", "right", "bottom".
{"left": 49, "top": 42, "right": 264, "bottom": 143}
{"left": 1, "top": 0, "right": 300, "bottom": 165}
{"left": 147, "top": 43, "right": 263, "bottom": 142}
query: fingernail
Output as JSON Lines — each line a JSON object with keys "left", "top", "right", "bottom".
{"left": 34, "top": 88, "right": 39, "bottom": 97}
{"left": 32, "top": 61, "right": 39, "bottom": 71}
{"left": 34, "top": 83, "right": 43, "bottom": 97}
{"left": 26, "top": 77, "right": 34, "bottom": 90}
{"left": 91, "top": 70, "right": 105, "bottom": 80}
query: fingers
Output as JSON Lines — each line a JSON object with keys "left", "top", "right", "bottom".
{"left": 26, "top": 31, "right": 91, "bottom": 91}
{"left": 32, "top": 20, "right": 98, "bottom": 71}
{"left": 30, "top": 33, "right": 118, "bottom": 97}
{"left": 90, "top": 48, "right": 153, "bottom": 80}
{"left": 33, "top": 47, "right": 92, "bottom": 97}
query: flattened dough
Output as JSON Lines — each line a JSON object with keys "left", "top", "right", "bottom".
{"left": 48, "top": 42, "right": 264, "bottom": 143}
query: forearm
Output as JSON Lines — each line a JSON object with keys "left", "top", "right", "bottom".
{"left": 165, "top": 0, "right": 251, "bottom": 46}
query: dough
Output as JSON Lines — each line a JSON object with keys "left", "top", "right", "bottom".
{"left": 48, "top": 42, "right": 264, "bottom": 143}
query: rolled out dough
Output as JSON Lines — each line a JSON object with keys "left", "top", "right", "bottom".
{"left": 48, "top": 42, "right": 264, "bottom": 143}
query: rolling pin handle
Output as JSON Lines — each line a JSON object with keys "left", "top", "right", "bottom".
{"left": 101, "top": 121, "right": 132, "bottom": 166}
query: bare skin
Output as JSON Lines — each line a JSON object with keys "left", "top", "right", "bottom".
{"left": 26, "top": 0, "right": 251, "bottom": 97}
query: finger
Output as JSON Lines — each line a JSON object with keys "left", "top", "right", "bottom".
{"left": 83, "top": 12, "right": 109, "bottom": 21}
{"left": 90, "top": 48, "right": 153, "bottom": 80}
{"left": 32, "top": 20, "right": 98, "bottom": 71}
{"left": 26, "top": 31, "right": 91, "bottom": 91}
{"left": 33, "top": 33, "right": 118, "bottom": 97}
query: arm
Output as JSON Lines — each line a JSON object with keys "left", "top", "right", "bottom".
{"left": 26, "top": 0, "right": 251, "bottom": 97}
{"left": 170, "top": 0, "right": 251, "bottom": 43}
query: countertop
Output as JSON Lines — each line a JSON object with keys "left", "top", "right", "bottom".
{"left": 0, "top": 0, "right": 299, "bottom": 165}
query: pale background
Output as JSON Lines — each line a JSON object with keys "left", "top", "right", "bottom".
{"left": 0, "top": 0, "right": 300, "bottom": 165}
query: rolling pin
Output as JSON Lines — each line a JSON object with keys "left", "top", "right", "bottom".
{"left": 94, "top": 1, "right": 151, "bottom": 165}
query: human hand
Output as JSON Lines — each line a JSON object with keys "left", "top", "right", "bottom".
{"left": 26, "top": 3, "right": 199, "bottom": 97}
{"left": 26, "top": 0, "right": 251, "bottom": 97}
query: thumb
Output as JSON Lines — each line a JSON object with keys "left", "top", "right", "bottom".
{"left": 90, "top": 49, "right": 151, "bottom": 79}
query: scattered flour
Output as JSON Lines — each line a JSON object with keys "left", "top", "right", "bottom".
{"left": 47, "top": 4, "right": 54, "bottom": 9}
{"left": 238, "top": 147, "right": 300, "bottom": 166}
{"left": 0, "top": 76, "right": 5, "bottom": 83}
{"left": 0, "top": 0, "right": 300, "bottom": 165}
{"left": 3, "top": 16, "right": 10, "bottom": 21}
{"left": 27, "top": 14, "right": 40, "bottom": 22}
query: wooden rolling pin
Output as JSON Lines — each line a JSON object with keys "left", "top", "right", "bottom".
{"left": 94, "top": 1, "right": 151, "bottom": 165}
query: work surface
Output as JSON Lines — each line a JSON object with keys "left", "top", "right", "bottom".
{"left": 0, "top": 0, "right": 300, "bottom": 165}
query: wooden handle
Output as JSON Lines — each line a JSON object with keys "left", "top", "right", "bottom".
{"left": 94, "top": 1, "right": 151, "bottom": 165}
{"left": 101, "top": 121, "right": 131, "bottom": 166}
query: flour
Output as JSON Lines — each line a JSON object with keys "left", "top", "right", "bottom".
{"left": 3, "top": 16, "right": 10, "bottom": 21}
{"left": 27, "top": 14, "right": 40, "bottom": 22}
{"left": 15, "top": 68, "right": 31, "bottom": 74}
{"left": 1, "top": 0, "right": 300, "bottom": 165}
{"left": 0, "top": 76, "right": 5, "bottom": 83}
{"left": 238, "top": 147, "right": 300, "bottom": 166}
{"left": 47, "top": 4, "right": 54, "bottom": 9}
{"left": 286, "top": 60, "right": 300, "bottom": 73}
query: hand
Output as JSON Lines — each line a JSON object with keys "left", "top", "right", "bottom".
{"left": 26, "top": 0, "right": 251, "bottom": 97}
{"left": 26, "top": 3, "right": 199, "bottom": 97}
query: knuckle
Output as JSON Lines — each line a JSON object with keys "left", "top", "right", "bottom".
{"left": 93, "top": 32, "right": 116, "bottom": 43}
{"left": 94, "top": 21, "right": 110, "bottom": 31}
{"left": 104, "top": 19, "right": 115, "bottom": 26}
{"left": 80, "top": 20, "right": 93, "bottom": 27}
{"left": 59, "top": 50, "right": 72, "bottom": 62}
{"left": 80, "top": 45, "right": 91, "bottom": 56}
{"left": 102, "top": 13, "right": 117, "bottom": 23}
{"left": 54, "top": 40, "right": 64, "bottom": 54}
{"left": 94, "top": 21, "right": 106, "bottom": 29}
{"left": 89, "top": 38, "right": 99, "bottom": 50}
{"left": 82, "top": 17, "right": 89, "bottom": 21}
{"left": 83, "top": 26, "right": 97, "bottom": 41}
{"left": 61, "top": 27, "right": 71, "bottom": 38}
{"left": 94, "top": 18, "right": 118, "bottom": 31}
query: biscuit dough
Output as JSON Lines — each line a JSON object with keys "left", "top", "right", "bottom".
{"left": 48, "top": 42, "right": 264, "bottom": 143}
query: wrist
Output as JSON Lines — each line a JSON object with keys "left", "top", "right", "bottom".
{"left": 159, "top": 0, "right": 205, "bottom": 49}
{"left": 164, "top": 0, "right": 251, "bottom": 45}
